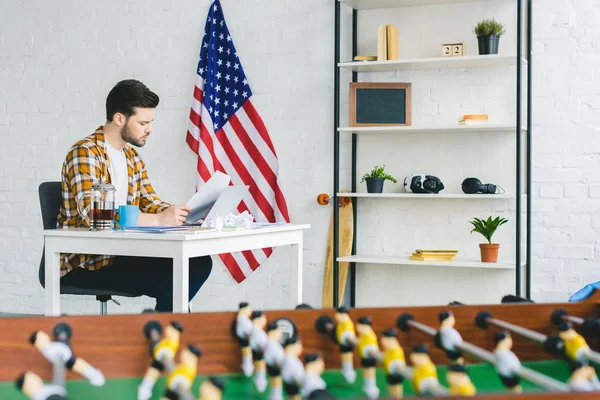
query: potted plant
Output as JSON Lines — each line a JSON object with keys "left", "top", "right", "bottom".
{"left": 360, "top": 165, "right": 397, "bottom": 193}
{"left": 469, "top": 216, "right": 508, "bottom": 262}
{"left": 473, "top": 19, "right": 506, "bottom": 55}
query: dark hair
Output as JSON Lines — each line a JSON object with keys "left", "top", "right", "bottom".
{"left": 494, "top": 331, "right": 509, "bottom": 344}
{"left": 251, "top": 311, "right": 264, "bottom": 320}
{"left": 336, "top": 306, "right": 349, "bottom": 314}
{"left": 266, "top": 322, "right": 279, "bottom": 332}
{"left": 106, "top": 79, "right": 159, "bottom": 121}
{"left": 412, "top": 344, "right": 428, "bottom": 354}
{"left": 357, "top": 316, "right": 372, "bottom": 325}
{"left": 284, "top": 336, "right": 299, "bottom": 347}
{"left": 304, "top": 353, "right": 321, "bottom": 364}
{"left": 439, "top": 311, "right": 452, "bottom": 322}
{"left": 448, "top": 364, "right": 466, "bottom": 373}
{"left": 171, "top": 321, "right": 184, "bottom": 333}
{"left": 239, "top": 302, "right": 249, "bottom": 309}
{"left": 208, "top": 376, "right": 226, "bottom": 392}
{"left": 15, "top": 373, "right": 25, "bottom": 390}
{"left": 558, "top": 322, "right": 573, "bottom": 332}
{"left": 188, "top": 345, "right": 202, "bottom": 358}
{"left": 382, "top": 329, "right": 397, "bottom": 338}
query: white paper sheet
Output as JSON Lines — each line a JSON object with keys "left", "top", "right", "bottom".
{"left": 185, "top": 171, "right": 231, "bottom": 223}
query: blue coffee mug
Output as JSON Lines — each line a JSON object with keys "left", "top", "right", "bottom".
{"left": 115, "top": 205, "right": 139, "bottom": 230}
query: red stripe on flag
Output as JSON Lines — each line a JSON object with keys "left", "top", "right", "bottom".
{"left": 218, "top": 253, "right": 245, "bottom": 283}
{"left": 242, "top": 102, "right": 276, "bottom": 155}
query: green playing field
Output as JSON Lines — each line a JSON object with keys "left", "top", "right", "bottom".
{"left": 0, "top": 359, "right": 576, "bottom": 399}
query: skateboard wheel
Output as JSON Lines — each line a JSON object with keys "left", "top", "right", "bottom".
{"left": 317, "top": 193, "right": 330, "bottom": 205}
{"left": 339, "top": 196, "right": 351, "bottom": 206}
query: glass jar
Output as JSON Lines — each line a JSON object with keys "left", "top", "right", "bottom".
{"left": 90, "top": 182, "right": 116, "bottom": 230}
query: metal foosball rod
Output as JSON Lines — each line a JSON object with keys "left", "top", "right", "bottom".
{"left": 551, "top": 308, "right": 600, "bottom": 336}
{"left": 477, "top": 311, "right": 600, "bottom": 367}
{"left": 397, "top": 313, "right": 571, "bottom": 393}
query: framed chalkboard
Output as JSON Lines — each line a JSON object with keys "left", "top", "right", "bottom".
{"left": 350, "top": 82, "right": 412, "bottom": 127}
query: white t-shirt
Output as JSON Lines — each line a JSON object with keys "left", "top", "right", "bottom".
{"left": 105, "top": 142, "right": 129, "bottom": 207}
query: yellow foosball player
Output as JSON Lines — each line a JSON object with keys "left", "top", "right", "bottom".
{"left": 446, "top": 364, "right": 476, "bottom": 397}
{"left": 558, "top": 321, "right": 591, "bottom": 362}
{"left": 138, "top": 321, "right": 184, "bottom": 400}
{"left": 198, "top": 377, "right": 226, "bottom": 400}
{"left": 334, "top": 307, "right": 358, "bottom": 384}
{"left": 356, "top": 316, "right": 381, "bottom": 399}
{"left": 409, "top": 344, "right": 441, "bottom": 396}
{"left": 568, "top": 360, "right": 600, "bottom": 392}
{"left": 380, "top": 329, "right": 406, "bottom": 399}
{"left": 162, "top": 345, "right": 202, "bottom": 400}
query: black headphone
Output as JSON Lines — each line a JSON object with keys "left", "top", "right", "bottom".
{"left": 461, "top": 177, "right": 504, "bottom": 194}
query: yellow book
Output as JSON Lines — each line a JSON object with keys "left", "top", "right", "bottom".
{"left": 415, "top": 249, "right": 458, "bottom": 254}
{"left": 412, "top": 252, "right": 457, "bottom": 257}
{"left": 386, "top": 24, "right": 399, "bottom": 60}
{"left": 409, "top": 255, "right": 455, "bottom": 262}
{"left": 377, "top": 25, "right": 387, "bottom": 61}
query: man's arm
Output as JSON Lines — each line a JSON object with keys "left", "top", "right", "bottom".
{"left": 136, "top": 159, "right": 190, "bottom": 226}
{"left": 65, "top": 145, "right": 102, "bottom": 228}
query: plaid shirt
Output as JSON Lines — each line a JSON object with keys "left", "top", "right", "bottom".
{"left": 57, "top": 126, "right": 170, "bottom": 277}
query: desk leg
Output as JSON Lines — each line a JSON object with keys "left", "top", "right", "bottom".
{"left": 290, "top": 235, "right": 303, "bottom": 308}
{"left": 173, "top": 253, "right": 189, "bottom": 313}
{"left": 45, "top": 244, "right": 60, "bottom": 316}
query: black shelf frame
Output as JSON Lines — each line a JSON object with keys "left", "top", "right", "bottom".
{"left": 332, "top": 0, "right": 533, "bottom": 308}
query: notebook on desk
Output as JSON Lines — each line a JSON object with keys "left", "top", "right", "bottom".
{"left": 185, "top": 185, "right": 250, "bottom": 227}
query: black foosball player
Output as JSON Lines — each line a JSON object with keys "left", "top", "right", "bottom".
{"left": 281, "top": 336, "right": 304, "bottom": 400}
{"left": 233, "top": 302, "right": 254, "bottom": 377}
{"left": 433, "top": 311, "right": 464, "bottom": 365}
{"left": 264, "top": 322, "right": 286, "bottom": 400}
{"left": 356, "top": 316, "right": 381, "bottom": 399}
{"left": 138, "top": 321, "right": 184, "bottom": 400}
{"left": 568, "top": 360, "right": 600, "bottom": 391}
{"left": 300, "top": 353, "right": 335, "bottom": 400}
{"left": 15, "top": 371, "right": 67, "bottom": 400}
{"left": 30, "top": 323, "right": 105, "bottom": 387}
{"left": 198, "top": 377, "right": 226, "bottom": 400}
{"left": 492, "top": 331, "right": 522, "bottom": 394}
{"left": 162, "top": 345, "right": 202, "bottom": 400}
{"left": 380, "top": 329, "right": 406, "bottom": 399}
{"left": 249, "top": 310, "right": 269, "bottom": 392}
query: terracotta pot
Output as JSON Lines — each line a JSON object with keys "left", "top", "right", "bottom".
{"left": 479, "top": 243, "right": 500, "bottom": 262}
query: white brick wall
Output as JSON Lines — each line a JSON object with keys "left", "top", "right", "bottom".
{"left": 0, "top": 0, "right": 598, "bottom": 314}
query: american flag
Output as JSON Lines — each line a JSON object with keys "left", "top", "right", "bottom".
{"left": 186, "top": 0, "right": 291, "bottom": 283}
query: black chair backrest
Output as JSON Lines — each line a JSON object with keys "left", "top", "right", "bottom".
{"left": 38, "top": 181, "right": 62, "bottom": 288}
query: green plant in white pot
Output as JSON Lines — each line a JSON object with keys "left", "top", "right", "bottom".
{"left": 473, "top": 19, "right": 505, "bottom": 55}
{"left": 469, "top": 216, "right": 508, "bottom": 262}
{"left": 360, "top": 165, "right": 397, "bottom": 193}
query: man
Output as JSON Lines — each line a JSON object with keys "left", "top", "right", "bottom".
{"left": 57, "top": 79, "right": 213, "bottom": 312}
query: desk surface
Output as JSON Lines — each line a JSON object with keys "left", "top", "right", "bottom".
{"left": 43, "top": 223, "right": 310, "bottom": 241}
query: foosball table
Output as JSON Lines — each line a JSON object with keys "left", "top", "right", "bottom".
{"left": 2, "top": 292, "right": 600, "bottom": 399}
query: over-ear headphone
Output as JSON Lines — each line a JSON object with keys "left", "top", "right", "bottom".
{"left": 461, "top": 177, "right": 504, "bottom": 194}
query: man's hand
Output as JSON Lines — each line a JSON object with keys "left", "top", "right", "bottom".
{"left": 158, "top": 205, "right": 191, "bottom": 226}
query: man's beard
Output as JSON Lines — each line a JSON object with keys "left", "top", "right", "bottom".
{"left": 121, "top": 124, "right": 145, "bottom": 148}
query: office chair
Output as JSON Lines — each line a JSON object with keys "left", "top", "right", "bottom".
{"left": 38, "top": 181, "right": 139, "bottom": 315}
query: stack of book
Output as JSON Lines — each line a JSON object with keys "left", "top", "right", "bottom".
{"left": 409, "top": 249, "right": 458, "bottom": 262}
{"left": 459, "top": 114, "right": 488, "bottom": 125}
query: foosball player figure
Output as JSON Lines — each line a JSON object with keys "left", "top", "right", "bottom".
{"left": 446, "top": 364, "right": 476, "bottom": 396}
{"left": 434, "top": 311, "right": 464, "bottom": 365}
{"left": 356, "top": 316, "right": 381, "bottom": 399}
{"left": 492, "top": 331, "right": 522, "bottom": 393}
{"left": 233, "top": 302, "right": 255, "bottom": 376}
{"left": 162, "top": 345, "right": 202, "bottom": 400}
{"left": 409, "top": 344, "right": 441, "bottom": 396}
{"left": 281, "top": 336, "right": 304, "bottom": 400}
{"left": 568, "top": 360, "right": 600, "bottom": 391}
{"left": 15, "top": 371, "right": 67, "bottom": 400}
{"left": 380, "top": 329, "right": 406, "bottom": 399}
{"left": 198, "top": 377, "right": 226, "bottom": 400}
{"left": 249, "top": 310, "right": 269, "bottom": 392}
{"left": 30, "top": 323, "right": 105, "bottom": 387}
{"left": 264, "top": 322, "right": 286, "bottom": 400}
{"left": 301, "top": 353, "right": 335, "bottom": 400}
{"left": 557, "top": 321, "right": 591, "bottom": 362}
{"left": 138, "top": 321, "right": 184, "bottom": 400}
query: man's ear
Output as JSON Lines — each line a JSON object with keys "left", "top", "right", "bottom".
{"left": 113, "top": 112, "right": 126, "bottom": 127}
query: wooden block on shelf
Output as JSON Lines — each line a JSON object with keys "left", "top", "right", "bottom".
{"left": 377, "top": 25, "right": 387, "bottom": 61}
{"left": 386, "top": 24, "right": 399, "bottom": 60}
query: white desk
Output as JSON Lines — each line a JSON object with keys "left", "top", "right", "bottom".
{"left": 43, "top": 224, "right": 310, "bottom": 316}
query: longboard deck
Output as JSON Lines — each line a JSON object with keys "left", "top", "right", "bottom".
{"left": 322, "top": 202, "right": 354, "bottom": 308}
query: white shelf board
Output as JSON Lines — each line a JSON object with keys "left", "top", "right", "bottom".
{"left": 338, "top": 124, "right": 525, "bottom": 134}
{"left": 339, "top": 55, "right": 527, "bottom": 72}
{"left": 337, "top": 193, "right": 516, "bottom": 199}
{"left": 338, "top": 254, "right": 525, "bottom": 270}
{"left": 339, "top": 0, "right": 497, "bottom": 10}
